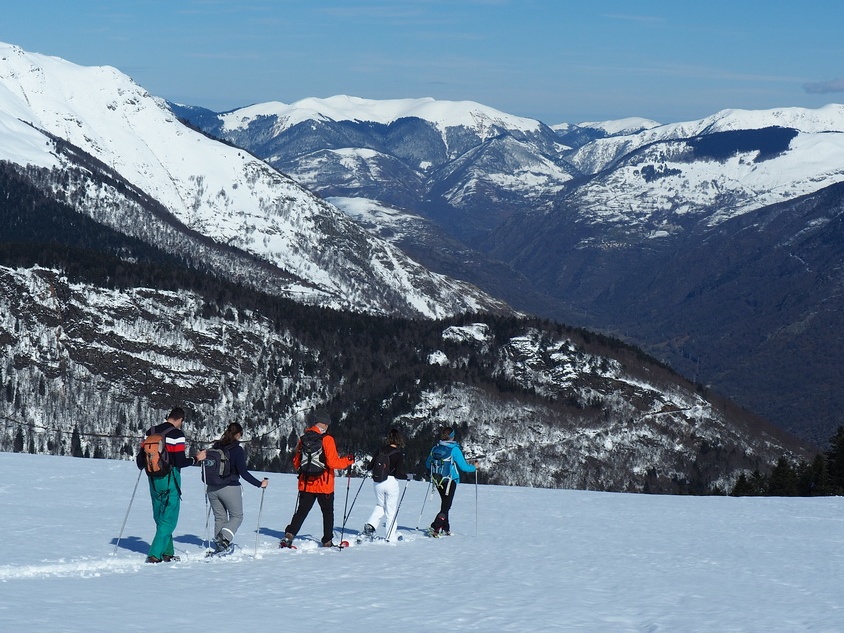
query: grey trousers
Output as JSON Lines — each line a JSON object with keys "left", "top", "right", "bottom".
{"left": 207, "top": 484, "right": 244, "bottom": 542}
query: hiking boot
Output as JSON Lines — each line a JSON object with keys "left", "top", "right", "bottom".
{"left": 279, "top": 532, "right": 295, "bottom": 548}
{"left": 427, "top": 527, "right": 440, "bottom": 538}
{"left": 213, "top": 536, "right": 231, "bottom": 552}
{"left": 145, "top": 555, "right": 162, "bottom": 563}
{"left": 321, "top": 539, "right": 335, "bottom": 548}
{"left": 363, "top": 523, "right": 375, "bottom": 541}
{"left": 162, "top": 554, "right": 180, "bottom": 562}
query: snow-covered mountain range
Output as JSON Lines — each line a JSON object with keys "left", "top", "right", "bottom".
{"left": 0, "top": 42, "right": 506, "bottom": 319}
{"left": 175, "top": 93, "right": 844, "bottom": 444}
{"left": 0, "top": 41, "right": 826, "bottom": 485}
{"left": 171, "top": 95, "right": 573, "bottom": 243}
{"left": 563, "top": 105, "right": 844, "bottom": 237}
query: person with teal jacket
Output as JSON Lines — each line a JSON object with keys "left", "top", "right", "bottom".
{"left": 136, "top": 407, "right": 206, "bottom": 563}
{"left": 424, "top": 426, "right": 477, "bottom": 536}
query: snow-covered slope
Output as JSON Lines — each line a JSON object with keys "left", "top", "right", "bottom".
{"left": 0, "top": 42, "right": 507, "bottom": 318}
{"left": 1, "top": 452, "right": 841, "bottom": 632}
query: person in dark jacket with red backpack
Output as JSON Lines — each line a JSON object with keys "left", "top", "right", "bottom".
{"left": 361, "top": 429, "right": 407, "bottom": 542}
{"left": 136, "top": 407, "right": 206, "bottom": 563}
{"left": 201, "top": 422, "right": 268, "bottom": 554}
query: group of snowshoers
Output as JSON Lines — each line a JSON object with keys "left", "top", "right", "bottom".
{"left": 136, "top": 407, "right": 477, "bottom": 563}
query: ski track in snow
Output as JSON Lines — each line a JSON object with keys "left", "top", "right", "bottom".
{"left": 1, "top": 452, "right": 842, "bottom": 632}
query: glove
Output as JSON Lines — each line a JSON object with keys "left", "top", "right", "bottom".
{"left": 344, "top": 454, "right": 354, "bottom": 461}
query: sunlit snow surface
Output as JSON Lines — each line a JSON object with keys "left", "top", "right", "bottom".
{"left": 1, "top": 453, "right": 841, "bottom": 632}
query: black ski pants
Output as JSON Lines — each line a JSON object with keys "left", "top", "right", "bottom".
{"left": 286, "top": 491, "right": 335, "bottom": 544}
{"left": 432, "top": 480, "right": 457, "bottom": 531}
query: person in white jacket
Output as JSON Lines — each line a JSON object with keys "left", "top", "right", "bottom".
{"left": 361, "top": 429, "right": 407, "bottom": 543}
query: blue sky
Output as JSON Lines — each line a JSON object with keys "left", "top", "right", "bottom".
{"left": 2, "top": 0, "right": 842, "bottom": 124}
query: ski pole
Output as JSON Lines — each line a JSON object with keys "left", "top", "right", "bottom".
{"left": 415, "top": 476, "right": 433, "bottom": 530}
{"left": 345, "top": 471, "right": 370, "bottom": 522}
{"left": 253, "top": 482, "right": 267, "bottom": 557}
{"left": 341, "top": 471, "right": 370, "bottom": 539}
{"left": 113, "top": 468, "right": 143, "bottom": 556}
{"left": 202, "top": 460, "right": 212, "bottom": 548}
{"left": 339, "top": 465, "right": 356, "bottom": 549}
{"left": 387, "top": 477, "right": 411, "bottom": 541}
{"left": 342, "top": 465, "right": 352, "bottom": 522}
{"left": 474, "top": 469, "right": 479, "bottom": 538}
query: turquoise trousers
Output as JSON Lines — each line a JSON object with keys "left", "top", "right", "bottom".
{"left": 147, "top": 470, "right": 181, "bottom": 559}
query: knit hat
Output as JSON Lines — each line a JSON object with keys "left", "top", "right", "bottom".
{"left": 313, "top": 409, "right": 331, "bottom": 425}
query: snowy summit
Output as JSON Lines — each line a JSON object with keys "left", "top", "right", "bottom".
{"left": 220, "top": 95, "right": 544, "bottom": 138}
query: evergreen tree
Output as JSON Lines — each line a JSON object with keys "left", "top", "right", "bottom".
{"left": 730, "top": 472, "right": 752, "bottom": 496}
{"left": 826, "top": 426, "right": 844, "bottom": 494}
{"left": 71, "top": 427, "right": 83, "bottom": 458}
{"left": 767, "top": 457, "right": 798, "bottom": 496}
{"left": 797, "top": 454, "right": 831, "bottom": 496}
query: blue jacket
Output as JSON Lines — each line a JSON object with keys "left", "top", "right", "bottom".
{"left": 425, "top": 440, "right": 475, "bottom": 484}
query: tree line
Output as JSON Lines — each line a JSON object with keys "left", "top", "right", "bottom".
{"left": 730, "top": 426, "right": 844, "bottom": 496}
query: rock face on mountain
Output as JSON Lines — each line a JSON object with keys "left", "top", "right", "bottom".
{"left": 177, "top": 97, "right": 844, "bottom": 444}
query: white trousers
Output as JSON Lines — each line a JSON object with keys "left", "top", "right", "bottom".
{"left": 366, "top": 476, "right": 400, "bottom": 541}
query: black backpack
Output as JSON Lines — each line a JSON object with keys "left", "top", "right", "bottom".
{"left": 202, "top": 444, "right": 233, "bottom": 486}
{"left": 298, "top": 430, "right": 327, "bottom": 477}
{"left": 370, "top": 447, "right": 399, "bottom": 483}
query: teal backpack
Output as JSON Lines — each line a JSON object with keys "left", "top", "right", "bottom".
{"left": 429, "top": 444, "right": 454, "bottom": 490}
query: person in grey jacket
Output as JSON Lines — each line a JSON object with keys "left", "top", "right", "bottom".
{"left": 202, "top": 422, "right": 268, "bottom": 552}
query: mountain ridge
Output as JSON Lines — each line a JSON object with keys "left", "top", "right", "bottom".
{"left": 172, "top": 93, "right": 844, "bottom": 443}
{"left": 0, "top": 42, "right": 507, "bottom": 319}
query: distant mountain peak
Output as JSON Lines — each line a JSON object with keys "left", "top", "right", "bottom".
{"left": 218, "top": 94, "right": 544, "bottom": 138}
{"left": 570, "top": 117, "right": 662, "bottom": 136}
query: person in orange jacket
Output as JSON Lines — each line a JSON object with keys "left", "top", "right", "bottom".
{"left": 280, "top": 409, "right": 354, "bottom": 548}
